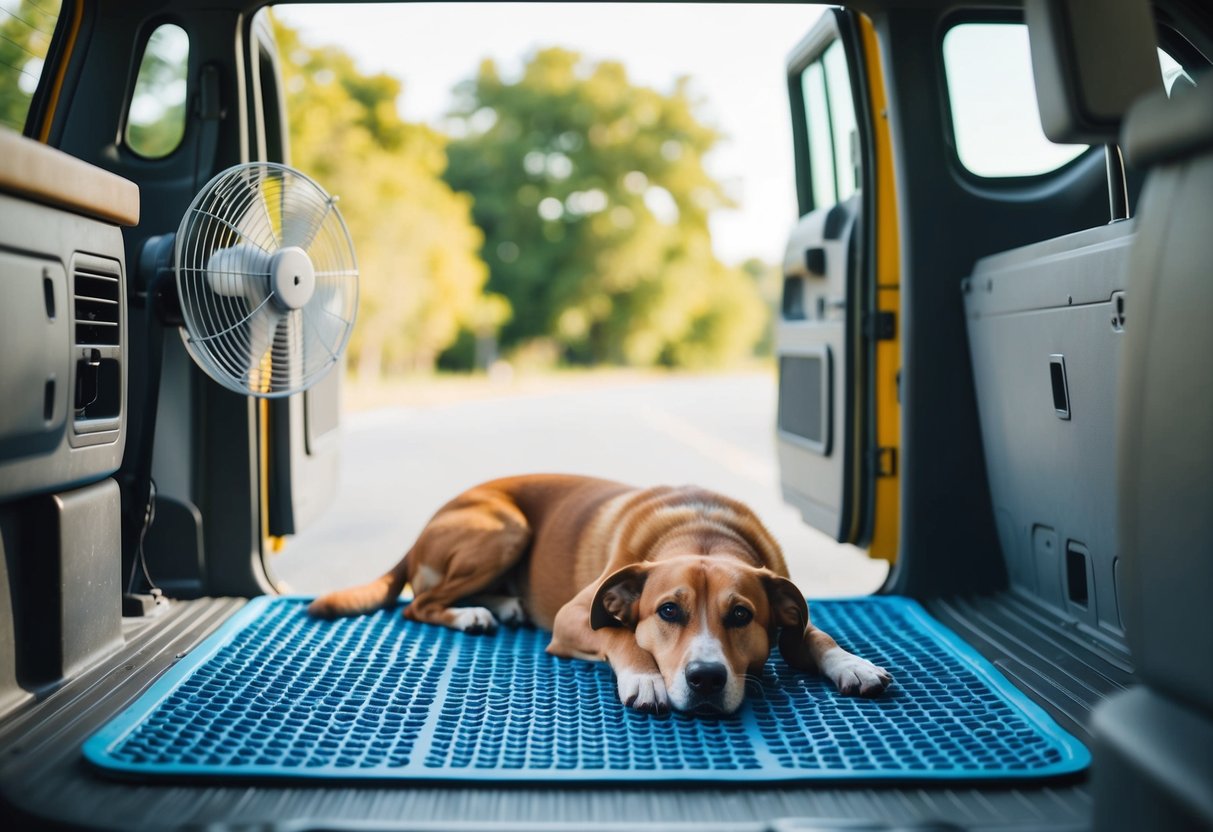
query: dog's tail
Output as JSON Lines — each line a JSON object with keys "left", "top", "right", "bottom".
{"left": 306, "top": 549, "right": 411, "bottom": 619}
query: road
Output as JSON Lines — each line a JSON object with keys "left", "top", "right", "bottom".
{"left": 271, "top": 372, "right": 888, "bottom": 598}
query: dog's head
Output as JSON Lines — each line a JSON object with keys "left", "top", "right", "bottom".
{"left": 590, "top": 556, "right": 811, "bottom": 714}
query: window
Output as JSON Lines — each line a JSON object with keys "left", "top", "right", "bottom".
{"left": 943, "top": 23, "right": 1198, "bottom": 179}
{"left": 126, "top": 23, "right": 189, "bottom": 158}
{"left": 797, "top": 39, "right": 860, "bottom": 213}
{"left": 943, "top": 23, "right": 1088, "bottom": 178}
{"left": 0, "top": 0, "right": 64, "bottom": 133}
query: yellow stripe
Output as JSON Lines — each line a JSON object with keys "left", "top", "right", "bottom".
{"left": 860, "top": 13, "right": 901, "bottom": 563}
{"left": 38, "top": 0, "right": 84, "bottom": 143}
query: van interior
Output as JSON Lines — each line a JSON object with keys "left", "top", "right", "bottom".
{"left": 1, "top": 0, "right": 1211, "bottom": 829}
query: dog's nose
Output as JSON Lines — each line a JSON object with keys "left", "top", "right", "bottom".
{"left": 685, "top": 661, "right": 728, "bottom": 694}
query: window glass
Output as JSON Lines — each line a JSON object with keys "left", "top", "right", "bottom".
{"left": 943, "top": 23, "right": 1087, "bottom": 178}
{"left": 821, "top": 41, "right": 858, "bottom": 202}
{"left": 126, "top": 23, "right": 189, "bottom": 158}
{"left": 801, "top": 60, "right": 835, "bottom": 212}
{"left": 0, "top": 0, "right": 63, "bottom": 132}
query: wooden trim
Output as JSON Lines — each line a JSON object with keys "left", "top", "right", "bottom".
{"left": 0, "top": 127, "right": 140, "bottom": 227}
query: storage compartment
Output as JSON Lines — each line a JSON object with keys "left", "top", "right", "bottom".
{"left": 963, "top": 221, "right": 1134, "bottom": 644}
{"left": 0, "top": 479, "right": 123, "bottom": 717}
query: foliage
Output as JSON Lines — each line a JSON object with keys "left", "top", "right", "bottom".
{"left": 126, "top": 24, "right": 189, "bottom": 158}
{"left": 0, "top": 0, "right": 62, "bottom": 133}
{"left": 273, "top": 18, "right": 504, "bottom": 377}
{"left": 444, "top": 48, "right": 766, "bottom": 368}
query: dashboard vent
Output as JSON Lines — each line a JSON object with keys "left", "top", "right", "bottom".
{"left": 73, "top": 264, "right": 121, "bottom": 346}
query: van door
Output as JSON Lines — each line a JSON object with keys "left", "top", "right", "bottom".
{"left": 248, "top": 12, "right": 343, "bottom": 542}
{"left": 777, "top": 10, "right": 898, "bottom": 554}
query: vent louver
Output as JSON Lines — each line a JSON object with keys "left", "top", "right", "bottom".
{"left": 74, "top": 265, "right": 121, "bottom": 346}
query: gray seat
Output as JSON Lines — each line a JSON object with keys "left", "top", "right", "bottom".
{"left": 1091, "top": 75, "right": 1213, "bottom": 831}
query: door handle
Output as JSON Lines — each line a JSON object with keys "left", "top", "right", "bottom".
{"left": 805, "top": 247, "right": 826, "bottom": 277}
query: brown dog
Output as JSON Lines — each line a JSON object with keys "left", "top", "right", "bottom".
{"left": 309, "top": 474, "right": 891, "bottom": 714}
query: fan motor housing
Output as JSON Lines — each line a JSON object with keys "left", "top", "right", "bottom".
{"left": 270, "top": 247, "right": 316, "bottom": 311}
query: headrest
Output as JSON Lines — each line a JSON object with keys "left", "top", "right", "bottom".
{"left": 1123, "top": 75, "right": 1213, "bottom": 167}
{"left": 1025, "top": 0, "right": 1163, "bottom": 145}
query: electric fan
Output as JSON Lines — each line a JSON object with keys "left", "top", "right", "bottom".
{"left": 120, "top": 163, "right": 359, "bottom": 602}
{"left": 174, "top": 163, "right": 358, "bottom": 397}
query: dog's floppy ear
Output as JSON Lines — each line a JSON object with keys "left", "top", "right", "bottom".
{"left": 763, "top": 574, "right": 815, "bottom": 670}
{"left": 591, "top": 564, "right": 649, "bottom": 630}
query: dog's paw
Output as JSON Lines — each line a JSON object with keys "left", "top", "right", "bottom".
{"left": 487, "top": 597, "right": 528, "bottom": 626}
{"left": 616, "top": 668, "right": 670, "bottom": 714}
{"left": 447, "top": 606, "right": 499, "bottom": 634}
{"left": 822, "top": 649, "right": 893, "bottom": 697}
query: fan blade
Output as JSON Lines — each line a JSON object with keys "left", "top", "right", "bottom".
{"left": 281, "top": 195, "right": 334, "bottom": 250}
{"left": 245, "top": 303, "right": 286, "bottom": 394}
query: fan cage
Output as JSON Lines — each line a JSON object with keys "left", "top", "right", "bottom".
{"left": 175, "top": 162, "right": 358, "bottom": 398}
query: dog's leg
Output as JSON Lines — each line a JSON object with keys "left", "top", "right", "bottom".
{"left": 800, "top": 625, "right": 892, "bottom": 697}
{"left": 462, "top": 594, "right": 529, "bottom": 626}
{"left": 766, "top": 577, "right": 891, "bottom": 697}
{"left": 403, "top": 498, "right": 532, "bottom": 635}
{"left": 547, "top": 592, "right": 670, "bottom": 713}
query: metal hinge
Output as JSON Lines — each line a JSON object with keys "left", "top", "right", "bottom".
{"left": 871, "top": 446, "right": 898, "bottom": 478}
{"left": 863, "top": 310, "right": 896, "bottom": 341}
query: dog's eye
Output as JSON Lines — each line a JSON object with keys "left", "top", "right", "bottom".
{"left": 657, "top": 602, "right": 682, "bottom": 622}
{"left": 727, "top": 605, "right": 753, "bottom": 627}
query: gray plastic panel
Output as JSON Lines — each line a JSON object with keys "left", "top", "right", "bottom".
{"left": 776, "top": 201, "right": 856, "bottom": 541}
{"left": 0, "top": 251, "right": 67, "bottom": 461}
{"left": 0, "top": 194, "right": 127, "bottom": 501}
{"left": 964, "top": 220, "right": 1135, "bottom": 648}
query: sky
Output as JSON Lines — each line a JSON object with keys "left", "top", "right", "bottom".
{"left": 274, "top": 3, "right": 827, "bottom": 265}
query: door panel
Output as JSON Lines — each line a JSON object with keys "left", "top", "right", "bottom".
{"left": 777, "top": 10, "right": 870, "bottom": 544}
{"left": 249, "top": 11, "right": 343, "bottom": 538}
{"left": 777, "top": 198, "right": 858, "bottom": 538}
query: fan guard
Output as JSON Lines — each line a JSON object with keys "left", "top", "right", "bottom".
{"left": 175, "top": 163, "right": 358, "bottom": 398}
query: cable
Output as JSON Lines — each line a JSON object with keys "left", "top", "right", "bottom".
{"left": 126, "top": 477, "right": 162, "bottom": 597}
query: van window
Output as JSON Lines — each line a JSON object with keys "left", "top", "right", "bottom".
{"left": 943, "top": 23, "right": 1089, "bottom": 178}
{"left": 0, "top": 0, "right": 64, "bottom": 132}
{"left": 797, "top": 39, "right": 860, "bottom": 213}
{"left": 943, "top": 23, "right": 1199, "bottom": 179}
{"left": 126, "top": 23, "right": 189, "bottom": 158}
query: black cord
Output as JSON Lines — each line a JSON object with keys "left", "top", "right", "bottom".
{"left": 125, "top": 477, "right": 161, "bottom": 596}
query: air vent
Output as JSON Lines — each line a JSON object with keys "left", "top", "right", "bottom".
{"left": 71, "top": 256, "right": 123, "bottom": 437}
{"left": 74, "top": 265, "right": 121, "bottom": 346}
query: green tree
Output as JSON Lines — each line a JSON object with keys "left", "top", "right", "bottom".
{"left": 273, "top": 18, "right": 505, "bottom": 377}
{"left": 0, "top": 0, "right": 62, "bottom": 132}
{"left": 444, "top": 48, "right": 766, "bottom": 368}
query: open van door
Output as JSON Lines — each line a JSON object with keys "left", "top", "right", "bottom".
{"left": 249, "top": 12, "right": 343, "bottom": 543}
{"left": 777, "top": 10, "right": 899, "bottom": 558}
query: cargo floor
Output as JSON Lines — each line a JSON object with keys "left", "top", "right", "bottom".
{"left": 0, "top": 593, "right": 1130, "bottom": 832}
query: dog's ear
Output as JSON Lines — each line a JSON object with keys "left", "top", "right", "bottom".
{"left": 763, "top": 574, "right": 815, "bottom": 670}
{"left": 591, "top": 564, "right": 649, "bottom": 630}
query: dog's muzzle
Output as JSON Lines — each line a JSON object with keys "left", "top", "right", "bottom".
{"left": 684, "top": 661, "right": 729, "bottom": 713}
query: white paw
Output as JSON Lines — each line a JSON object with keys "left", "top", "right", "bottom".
{"left": 487, "top": 597, "right": 528, "bottom": 626}
{"left": 447, "top": 606, "right": 498, "bottom": 634}
{"left": 615, "top": 668, "right": 670, "bottom": 714}
{"left": 821, "top": 648, "right": 893, "bottom": 696}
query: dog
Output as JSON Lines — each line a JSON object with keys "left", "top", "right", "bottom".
{"left": 308, "top": 474, "right": 892, "bottom": 714}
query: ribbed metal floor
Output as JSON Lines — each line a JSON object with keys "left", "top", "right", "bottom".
{"left": 0, "top": 593, "right": 1118, "bottom": 831}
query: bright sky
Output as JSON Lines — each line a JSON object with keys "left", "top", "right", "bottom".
{"left": 274, "top": 3, "right": 827, "bottom": 265}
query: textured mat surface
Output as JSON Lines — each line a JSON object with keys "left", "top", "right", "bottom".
{"left": 84, "top": 596, "right": 1089, "bottom": 782}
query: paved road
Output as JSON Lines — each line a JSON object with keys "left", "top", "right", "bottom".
{"left": 271, "top": 373, "right": 888, "bottom": 598}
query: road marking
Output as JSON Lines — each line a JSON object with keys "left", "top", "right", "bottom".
{"left": 638, "top": 406, "right": 774, "bottom": 485}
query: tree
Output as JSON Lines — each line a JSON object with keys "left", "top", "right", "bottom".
{"left": 444, "top": 48, "right": 766, "bottom": 368}
{"left": 273, "top": 18, "right": 505, "bottom": 377}
{"left": 0, "top": 0, "right": 62, "bottom": 132}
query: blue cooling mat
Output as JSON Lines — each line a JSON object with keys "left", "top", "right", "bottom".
{"left": 84, "top": 596, "right": 1089, "bottom": 782}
